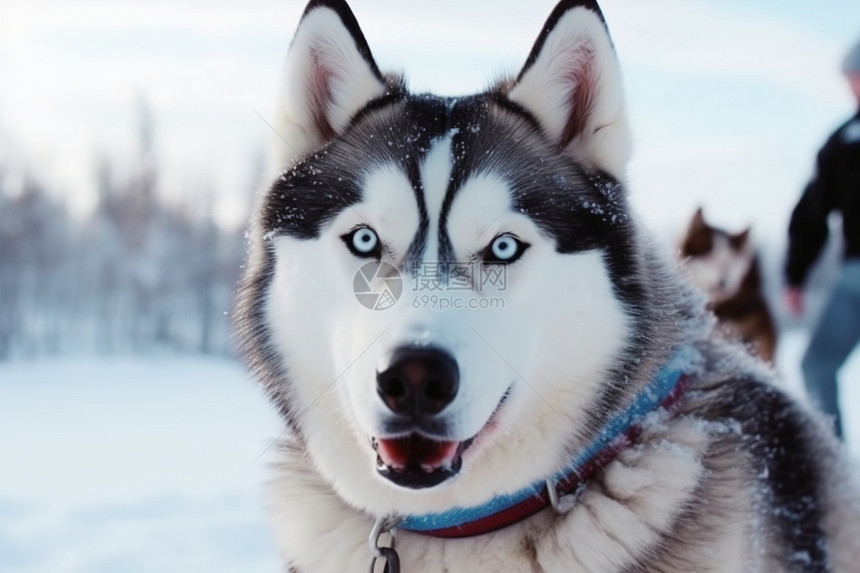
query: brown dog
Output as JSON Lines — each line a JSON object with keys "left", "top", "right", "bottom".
{"left": 679, "top": 208, "right": 777, "bottom": 362}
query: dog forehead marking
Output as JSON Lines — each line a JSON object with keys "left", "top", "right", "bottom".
{"left": 418, "top": 134, "right": 455, "bottom": 260}
{"left": 355, "top": 133, "right": 456, "bottom": 264}
{"left": 420, "top": 135, "right": 454, "bottom": 225}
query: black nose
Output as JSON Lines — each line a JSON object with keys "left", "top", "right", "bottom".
{"left": 376, "top": 347, "right": 459, "bottom": 417}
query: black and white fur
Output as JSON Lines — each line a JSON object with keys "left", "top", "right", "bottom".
{"left": 234, "top": 1, "right": 860, "bottom": 571}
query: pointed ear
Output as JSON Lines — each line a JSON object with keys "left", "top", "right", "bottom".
{"left": 690, "top": 207, "right": 706, "bottom": 231}
{"left": 273, "top": 0, "right": 389, "bottom": 169}
{"left": 507, "top": 1, "right": 631, "bottom": 181}
{"left": 680, "top": 207, "right": 712, "bottom": 256}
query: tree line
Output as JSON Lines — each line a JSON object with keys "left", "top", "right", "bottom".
{"left": 0, "top": 103, "right": 258, "bottom": 360}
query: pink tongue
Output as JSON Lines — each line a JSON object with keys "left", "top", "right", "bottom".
{"left": 377, "top": 435, "right": 459, "bottom": 470}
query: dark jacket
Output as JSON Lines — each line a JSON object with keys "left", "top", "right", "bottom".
{"left": 785, "top": 108, "right": 860, "bottom": 287}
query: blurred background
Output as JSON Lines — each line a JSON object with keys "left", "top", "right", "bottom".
{"left": 1, "top": 0, "right": 858, "bottom": 571}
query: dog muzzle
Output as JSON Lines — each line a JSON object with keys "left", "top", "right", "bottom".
{"left": 367, "top": 346, "right": 700, "bottom": 573}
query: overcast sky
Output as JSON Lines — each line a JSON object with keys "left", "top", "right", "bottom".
{"left": 0, "top": 0, "right": 858, "bottom": 234}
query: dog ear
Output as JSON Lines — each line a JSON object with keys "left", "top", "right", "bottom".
{"left": 508, "top": 0, "right": 631, "bottom": 181}
{"left": 681, "top": 207, "right": 712, "bottom": 256}
{"left": 272, "top": 0, "right": 389, "bottom": 169}
{"left": 690, "top": 207, "right": 706, "bottom": 231}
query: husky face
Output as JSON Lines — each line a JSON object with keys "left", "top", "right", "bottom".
{"left": 679, "top": 208, "right": 754, "bottom": 304}
{"left": 236, "top": 0, "right": 643, "bottom": 515}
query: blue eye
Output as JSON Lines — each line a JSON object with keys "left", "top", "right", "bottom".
{"left": 484, "top": 234, "right": 528, "bottom": 264}
{"left": 344, "top": 227, "right": 381, "bottom": 258}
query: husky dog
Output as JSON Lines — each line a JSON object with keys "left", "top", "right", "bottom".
{"left": 234, "top": 1, "right": 860, "bottom": 571}
{"left": 678, "top": 208, "right": 777, "bottom": 363}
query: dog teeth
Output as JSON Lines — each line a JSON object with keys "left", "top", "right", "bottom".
{"left": 376, "top": 455, "right": 387, "bottom": 471}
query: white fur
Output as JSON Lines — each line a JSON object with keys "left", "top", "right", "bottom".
{"left": 262, "top": 7, "right": 648, "bottom": 564}
{"left": 418, "top": 135, "right": 452, "bottom": 258}
{"left": 508, "top": 8, "right": 631, "bottom": 182}
{"left": 265, "top": 132, "right": 631, "bottom": 523}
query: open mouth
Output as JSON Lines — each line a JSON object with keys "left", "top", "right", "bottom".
{"left": 371, "top": 386, "right": 511, "bottom": 489}
{"left": 372, "top": 434, "right": 474, "bottom": 489}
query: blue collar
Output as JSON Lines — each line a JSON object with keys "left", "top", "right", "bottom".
{"left": 396, "top": 346, "right": 698, "bottom": 537}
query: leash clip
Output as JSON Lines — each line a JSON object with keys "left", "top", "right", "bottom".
{"left": 369, "top": 516, "right": 401, "bottom": 573}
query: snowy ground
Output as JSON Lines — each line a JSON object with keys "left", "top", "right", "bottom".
{"left": 1, "top": 341, "right": 858, "bottom": 572}
{"left": 0, "top": 357, "right": 283, "bottom": 573}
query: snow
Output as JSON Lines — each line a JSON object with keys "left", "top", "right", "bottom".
{"left": 0, "top": 357, "right": 283, "bottom": 573}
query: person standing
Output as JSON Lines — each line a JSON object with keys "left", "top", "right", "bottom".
{"left": 784, "top": 37, "right": 860, "bottom": 439}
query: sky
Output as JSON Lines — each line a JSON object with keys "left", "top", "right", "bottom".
{"left": 0, "top": 0, "right": 858, "bottom": 235}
